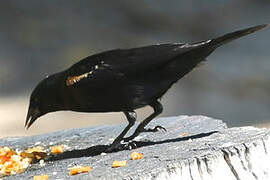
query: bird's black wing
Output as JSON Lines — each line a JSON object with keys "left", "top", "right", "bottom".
{"left": 64, "top": 42, "right": 211, "bottom": 88}
{"left": 65, "top": 60, "right": 126, "bottom": 87}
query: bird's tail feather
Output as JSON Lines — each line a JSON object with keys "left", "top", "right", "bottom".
{"left": 209, "top": 24, "right": 268, "bottom": 48}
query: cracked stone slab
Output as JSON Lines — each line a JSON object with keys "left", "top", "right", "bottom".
{"left": 0, "top": 115, "right": 269, "bottom": 180}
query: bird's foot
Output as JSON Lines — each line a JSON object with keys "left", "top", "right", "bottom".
{"left": 105, "top": 140, "right": 138, "bottom": 152}
{"left": 122, "top": 125, "right": 167, "bottom": 142}
{"left": 123, "top": 140, "right": 138, "bottom": 150}
{"left": 142, "top": 125, "right": 167, "bottom": 133}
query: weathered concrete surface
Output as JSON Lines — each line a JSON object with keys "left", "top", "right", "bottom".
{"left": 0, "top": 115, "right": 270, "bottom": 180}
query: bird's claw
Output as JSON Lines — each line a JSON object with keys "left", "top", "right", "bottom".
{"left": 106, "top": 140, "right": 138, "bottom": 152}
{"left": 124, "top": 140, "right": 137, "bottom": 150}
{"left": 144, "top": 125, "right": 167, "bottom": 132}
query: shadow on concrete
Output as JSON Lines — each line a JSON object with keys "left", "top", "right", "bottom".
{"left": 45, "top": 131, "right": 218, "bottom": 162}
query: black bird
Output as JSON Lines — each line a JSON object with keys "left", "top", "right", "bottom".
{"left": 26, "top": 24, "right": 268, "bottom": 151}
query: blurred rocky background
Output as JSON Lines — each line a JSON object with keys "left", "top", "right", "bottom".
{"left": 0, "top": 0, "right": 270, "bottom": 136}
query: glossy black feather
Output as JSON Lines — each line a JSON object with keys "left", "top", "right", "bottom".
{"left": 62, "top": 41, "right": 212, "bottom": 111}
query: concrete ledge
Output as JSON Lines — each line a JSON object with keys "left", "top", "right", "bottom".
{"left": 1, "top": 115, "right": 269, "bottom": 180}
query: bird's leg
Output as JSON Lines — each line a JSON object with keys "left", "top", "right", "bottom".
{"left": 124, "top": 101, "right": 165, "bottom": 142}
{"left": 106, "top": 111, "right": 136, "bottom": 152}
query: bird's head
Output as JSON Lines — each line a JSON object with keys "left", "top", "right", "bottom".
{"left": 25, "top": 74, "right": 64, "bottom": 129}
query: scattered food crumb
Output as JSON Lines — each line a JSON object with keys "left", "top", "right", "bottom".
{"left": 0, "top": 146, "right": 32, "bottom": 176}
{"left": 100, "top": 152, "right": 107, "bottom": 156}
{"left": 179, "top": 132, "right": 188, "bottom": 137}
{"left": 24, "top": 146, "right": 47, "bottom": 160}
{"left": 33, "top": 174, "right": 48, "bottom": 180}
{"left": 131, "top": 152, "right": 143, "bottom": 160}
{"left": 0, "top": 145, "right": 50, "bottom": 177}
{"left": 26, "top": 146, "right": 44, "bottom": 153}
{"left": 69, "top": 165, "right": 91, "bottom": 175}
{"left": 112, "top": 161, "right": 127, "bottom": 168}
{"left": 50, "top": 145, "right": 64, "bottom": 155}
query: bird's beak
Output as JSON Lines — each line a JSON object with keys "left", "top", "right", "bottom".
{"left": 25, "top": 106, "right": 41, "bottom": 129}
